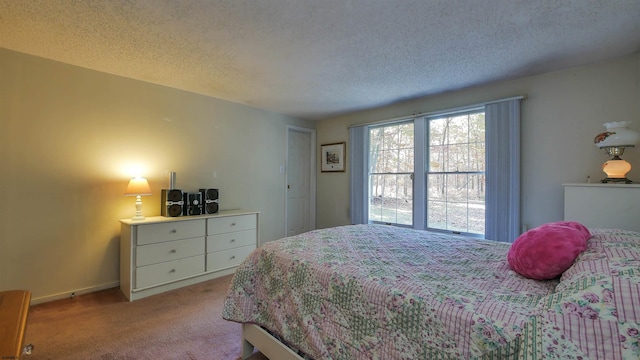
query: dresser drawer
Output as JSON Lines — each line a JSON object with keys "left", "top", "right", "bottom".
{"left": 207, "top": 214, "right": 256, "bottom": 235}
{"left": 135, "top": 255, "right": 205, "bottom": 289}
{"left": 137, "top": 220, "right": 206, "bottom": 245}
{"left": 206, "top": 229, "right": 256, "bottom": 253}
{"left": 136, "top": 237, "right": 205, "bottom": 267}
{"left": 206, "top": 245, "right": 255, "bottom": 272}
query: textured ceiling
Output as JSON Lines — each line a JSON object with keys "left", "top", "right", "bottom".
{"left": 2, "top": 1, "right": 640, "bottom": 120}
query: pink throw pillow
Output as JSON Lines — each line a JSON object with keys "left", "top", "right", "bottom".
{"left": 507, "top": 221, "right": 590, "bottom": 280}
{"left": 549, "top": 221, "right": 591, "bottom": 240}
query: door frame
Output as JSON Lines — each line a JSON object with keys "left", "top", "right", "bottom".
{"left": 285, "top": 125, "right": 317, "bottom": 236}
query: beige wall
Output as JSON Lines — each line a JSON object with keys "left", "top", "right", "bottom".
{"left": 0, "top": 48, "right": 314, "bottom": 302}
{"left": 3, "top": 48, "right": 638, "bottom": 302}
{"left": 316, "top": 52, "right": 640, "bottom": 231}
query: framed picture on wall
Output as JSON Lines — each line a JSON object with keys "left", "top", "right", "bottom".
{"left": 321, "top": 142, "right": 346, "bottom": 172}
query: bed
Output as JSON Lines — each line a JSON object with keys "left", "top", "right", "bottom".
{"left": 222, "top": 224, "right": 640, "bottom": 359}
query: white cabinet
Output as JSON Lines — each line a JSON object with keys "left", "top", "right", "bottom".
{"left": 563, "top": 183, "right": 640, "bottom": 232}
{"left": 120, "top": 210, "right": 259, "bottom": 301}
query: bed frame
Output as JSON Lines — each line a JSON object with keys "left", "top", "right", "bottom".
{"left": 242, "top": 324, "right": 305, "bottom": 360}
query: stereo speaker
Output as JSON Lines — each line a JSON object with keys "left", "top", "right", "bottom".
{"left": 183, "top": 192, "right": 203, "bottom": 216}
{"left": 161, "top": 189, "right": 183, "bottom": 217}
{"left": 199, "top": 188, "right": 219, "bottom": 214}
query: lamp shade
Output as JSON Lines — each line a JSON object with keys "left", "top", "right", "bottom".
{"left": 594, "top": 121, "right": 639, "bottom": 148}
{"left": 125, "top": 177, "right": 151, "bottom": 196}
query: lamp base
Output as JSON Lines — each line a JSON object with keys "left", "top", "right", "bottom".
{"left": 601, "top": 157, "right": 633, "bottom": 184}
{"left": 600, "top": 177, "right": 634, "bottom": 184}
{"left": 131, "top": 195, "right": 145, "bottom": 220}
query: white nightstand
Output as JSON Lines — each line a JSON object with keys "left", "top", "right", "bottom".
{"left": 563, "top": 183, "right": 640, "bottom": 232}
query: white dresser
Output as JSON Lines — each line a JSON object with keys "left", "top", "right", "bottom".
{"left": 563, "top": 183, "right": 640, "bottom": 232}
{"left": 120, "top": 210, "right": 259, "bottom": 301}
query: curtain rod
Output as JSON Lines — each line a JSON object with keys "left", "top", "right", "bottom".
{"left": 348, "top": 95, "right": 526, "bottom": 128}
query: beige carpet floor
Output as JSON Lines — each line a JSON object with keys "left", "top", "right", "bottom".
{"left": 24, "top": 274, "right": 267, "bottom": 360}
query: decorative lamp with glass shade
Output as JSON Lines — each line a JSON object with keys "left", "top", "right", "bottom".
{"left": 594, "top": 121, "right": 639, "bottom": 184}
{"left": 125, "top": 177, "right": 152, "bottom": 220}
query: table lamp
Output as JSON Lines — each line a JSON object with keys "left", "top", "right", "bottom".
{"left": 125, "top": 177, "right": 152, "bottom": 220}
{"left": 594, "top": 121, "right": 639, "bottom": 183}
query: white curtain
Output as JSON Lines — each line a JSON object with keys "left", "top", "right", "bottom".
{"left": 349, "top": 126, "right": 368, "bottom": 224}
{"left": 485, "top": 99, "right": 522, "bottom": 242}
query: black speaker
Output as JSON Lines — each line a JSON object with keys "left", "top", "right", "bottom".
{"left": 183, "top": 192, "right": 203, "bottom": 216}
{"left": 199, "top": 188, "right": 219, "bottom": 214}
{"left": 161, "top": 189, "right": 183, "bottom": 217}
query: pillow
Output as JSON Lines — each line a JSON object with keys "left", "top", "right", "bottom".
{"left": 507, "top": 221, "right": 590, "bottom": 280}
{"left": 549, "top": 220, "right": 591, "bottom": 240}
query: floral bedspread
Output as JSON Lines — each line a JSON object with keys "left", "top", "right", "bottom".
{"left": 535, "top": 228, "right": 640, "bottom": 359}
{"left": 222, "top": 225, "right": 640, "bottom": 359}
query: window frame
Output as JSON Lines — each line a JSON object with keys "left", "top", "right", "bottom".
{"left": 424, "top": 108, "right": 486, "bottom": 237}
{"left": 367, "top": 120, "right": 415, "bottom": 227}
{"left": 362, "top": 108, "right": 487, "bottom": 235}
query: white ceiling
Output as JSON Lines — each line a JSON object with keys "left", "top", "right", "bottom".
{"left": 2, "top": 1, "right": 640, "bottom": 121}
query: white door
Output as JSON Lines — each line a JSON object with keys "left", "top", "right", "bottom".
{"left": 286, "top": 127, "right": 316, "bottom": 236}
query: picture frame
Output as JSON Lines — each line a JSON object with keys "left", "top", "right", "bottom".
{"left": 321, "top": 142, "right": 346, "bottom": 172}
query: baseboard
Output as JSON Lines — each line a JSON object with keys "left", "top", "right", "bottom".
{"left": 30, "top": 281, "right": 120, "bottom": 305}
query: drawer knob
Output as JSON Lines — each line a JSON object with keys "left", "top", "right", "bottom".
{"left": 230, "top": 255, "right": 236, "bottom": 260}
{"left": 230, "top": 222, "right": 236, "bottom": 226}
{"left": 230, "top": 239, "right": 236, "bottom": 243}
{"left": 170, "top": 249, "right": 177, "bottom": 253}
{"left": 170, "top": 269, "right": 176, "bottom": 273}
{"left": 170, "top": 229, "right": 177, "bottom": 233}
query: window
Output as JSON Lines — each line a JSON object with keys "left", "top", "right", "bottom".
{"left": 350, "top": 97, "right": 522, "bottom": 242}
{"left": 427, "top": 112, "right": 485, "bottom": 235}
{"left": 368, "top": 122, "right": 414, "bottom": 226}
{"left": 364, "top": 112, "right": 485, "bottom": 234}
